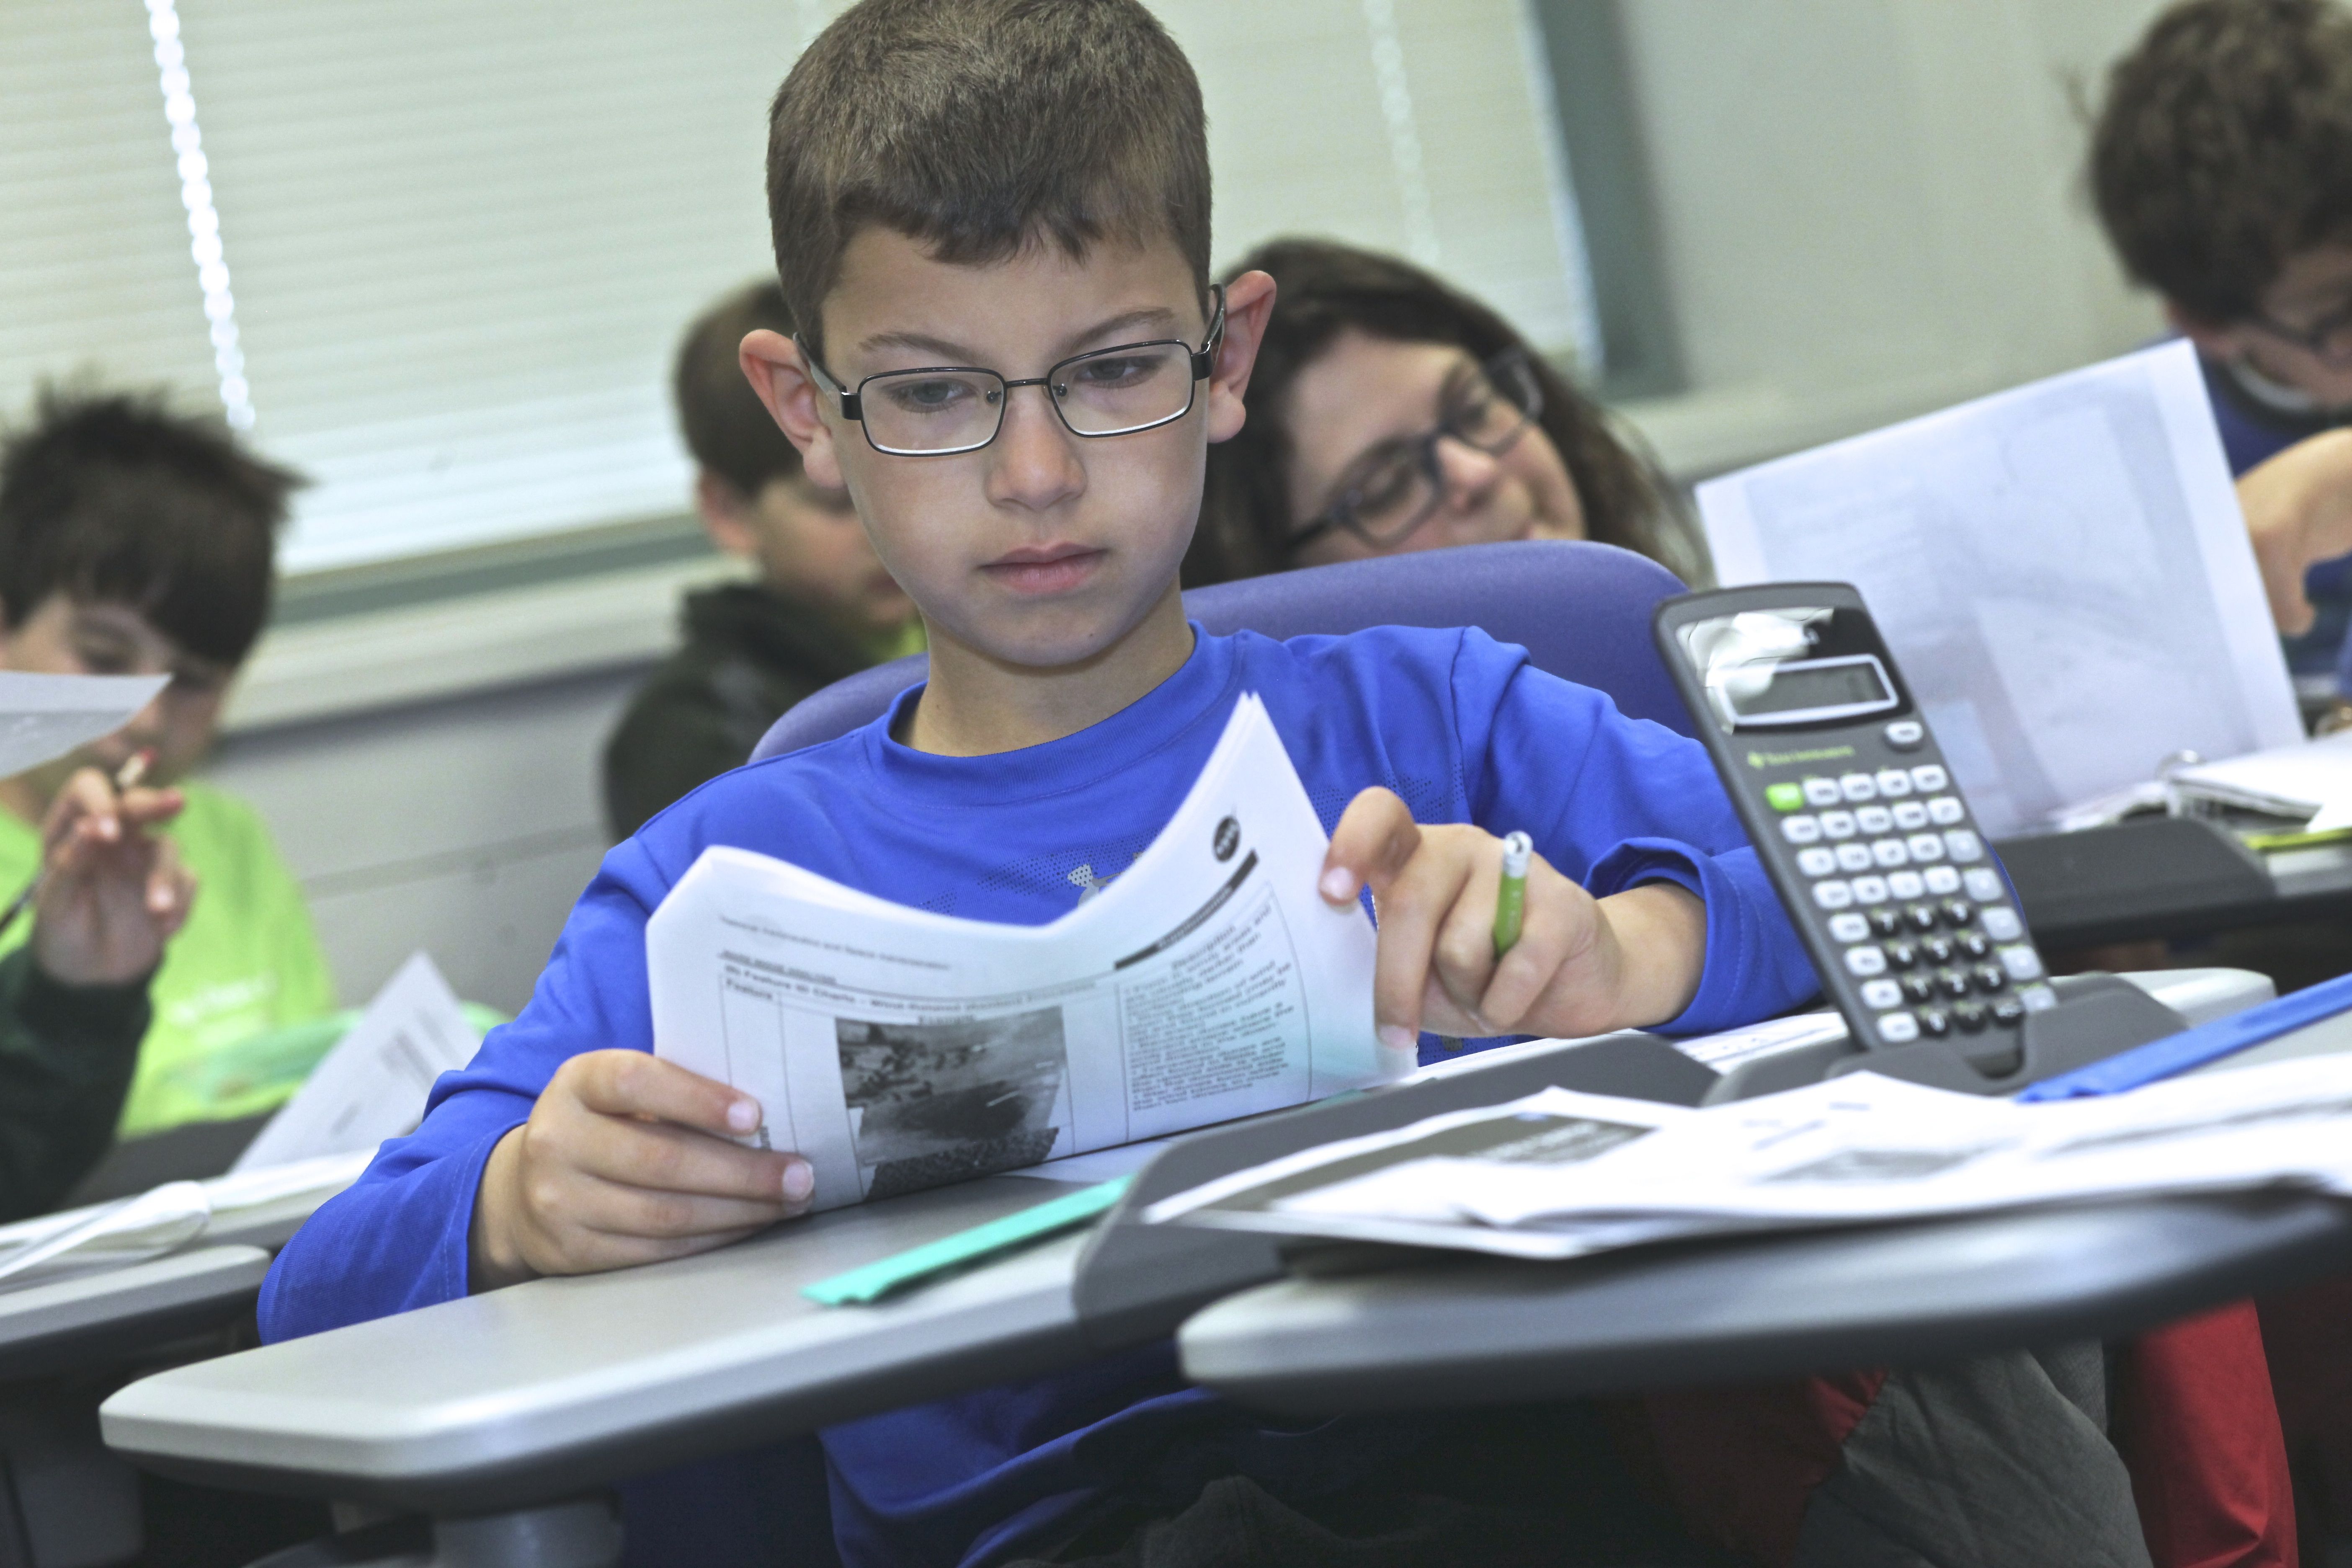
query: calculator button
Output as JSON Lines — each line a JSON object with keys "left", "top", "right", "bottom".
{"left": 1803, "top": 777, "right": 1842, "bottom": 807}
{"left": 1871, "top": 838, "right": 1909, "bottom": 867}
{"left": 1828, "top": 912, "right": 1870, "bottom": 942}
{"left": 1939, "top": 898, "right": 1973, "bottom": 927}
{"left": 1917, "top": 1007, "right": 1951, "bottom": 1037}
{"left": 1960, "top": 868, "right": 2001, "bottom": 901}
{"left": 1937, "top": 969, "right": 1972, "bottom": 999}
{"left": 1877, "top": 1012, "right": 1920, "bottom": 1045}
{"left": 1812, "top": 881, "right": 1854, "bottom": 909}
{"left": 1991, "top": 997, "right": 2026, "bottom": 1028}
{"left": 1850, "top": 875, "right": 1890, "bottom": 904}
{"left": 1953, "top": 1001, "right": 1988, "bottom": 1032}
{"left": 1875, "top": 768, "right": 1913, "bottom": 797}
{"left": 1911, "top": 764, "right": 1949, "bottom": 791}
{"left": 1884, "top": 939, "right": 1918, "bottom": 968}
{"left": 1956, "top": 931, "right": 1991, "bottom": 960}
{"left": 1869, "top": 908, "right": 1902, "bottom": 937}
{"left": 1998, "top": 946, "right": 2044, "bottom": 981}
{"left": 1883, "top": 720, "right": 1925, "bottom": 751}
{"left": 1844, "top": 945, "right": 1888, "bottom": 977}
{"left": 1766, "top": 781, "right": 1806, "bottom": 812}
{"left": 1835, "top": 843, "right": 1874, "bottom": 873}
{"left": 1921, "top": 936, "right": 1954, "bottom": 965}
{"left": 1798, "top": 846, "right": 1837, "bottom": 877}
{"left": 1886, "top": 871, "right": 1924, "bottom": 900}
{"left": 1906, "top": 833, "right": 1945, "bottom": 862}
{"left": 1972, "top": 963, "right": 2006, "bottom": 994}
{"left": 1944, "top": 830, "right": 1985, "bottom": 862}
{"left": 1980, "top": 906, "right": 2023, "bottom": 941}
{"left": 1839, "top": 772, "right": 1877, "bottom": 802}
{"left": 1906, "top": 904, "right": 1939, "bottom": 934}
{"left": 1819, "top": 810, "right": 1857, "bottom": 839}
{"left": 1926, "top": 796, "right": 1965, "bottom": 826}
{"left": 2019, "top": 983, "right": 2058, "bottom": 1012}
{"left": 1901, "top": 973, "right": 1935, "bottom": 1004}
{"left": 1860, "top": 978, "right": 1903, "bottom": 1009}
{"left": 1856, "top": 805, "right": 1893, "bottom": 834}
{"left": 1892, "top": 801, "right": 1929, "bottom": 830}
{"left": 1924, "top": 866, "right": 1962, "bottom": 895}
{"left": 1781, "top": 815, "right": 1822, "bottom": 845}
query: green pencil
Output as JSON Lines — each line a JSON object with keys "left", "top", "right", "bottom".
{"left": 1493, "top": 830, "right": 1532, "bottom": 958}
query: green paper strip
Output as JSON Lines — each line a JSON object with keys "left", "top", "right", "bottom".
{"left": 802, "top": 1176, "right": 1132, "bottom": 1307}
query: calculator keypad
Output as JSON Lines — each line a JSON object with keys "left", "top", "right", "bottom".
{"left": 1776, "top": 771, "right": 2049, "bottom": 1049}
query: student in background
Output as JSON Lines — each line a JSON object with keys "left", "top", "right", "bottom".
{"left": 601, "top": 281, "right": 921, "bottom": 839}
{"left": 0, "top": 762, "right": 197, "bottom": 1219}
{"left": 2091, "top": 0, "right": 2352, "bottom": 691}
{"left": 1186, "top": 237, "right": 1700, "bottom": 587}
{"left": 0, "top": 389, "right": 336, "bottom": 1151}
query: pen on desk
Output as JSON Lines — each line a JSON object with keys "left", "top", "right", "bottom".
{"left": 0, "top": 749, "right": 154, "bottom": 940}
{"left": 1493, "top": 830, "right": 1532, "bottom": 958}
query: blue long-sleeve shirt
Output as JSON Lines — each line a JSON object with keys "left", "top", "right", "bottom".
{"left": 261, "top": 624, "right": 1818, "bottom": 1566}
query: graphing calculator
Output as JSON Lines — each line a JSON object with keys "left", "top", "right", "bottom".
{"left": 1653, "top": 583, "right": 2057, "bottom": 1063}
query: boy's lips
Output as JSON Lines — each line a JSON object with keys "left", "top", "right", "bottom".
{"left": 982, "top": 544, "right": 1106, "bottom": 596}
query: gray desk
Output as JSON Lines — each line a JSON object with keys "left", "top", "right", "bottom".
{"left": 0, "top": 1246, "right": 271, "bottom": 1381}
{"left": 98, "top": 970, "right": 2288, "bottom": 1565}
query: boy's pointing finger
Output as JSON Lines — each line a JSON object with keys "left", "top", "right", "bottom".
{"left": 1320, "top": 787, "right": 1421, "bottom": 903}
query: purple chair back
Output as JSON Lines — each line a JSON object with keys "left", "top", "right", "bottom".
{"left": 750, "top": 539, "right": 1693, "bottom": 762}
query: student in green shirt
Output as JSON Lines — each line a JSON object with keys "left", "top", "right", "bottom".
{"left": 0, "top": 388, "right": 338, "bottom": 1142}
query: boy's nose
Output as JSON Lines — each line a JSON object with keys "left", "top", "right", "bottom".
{"left": 986, "top": 385, "right": 1086, "bottom": 513}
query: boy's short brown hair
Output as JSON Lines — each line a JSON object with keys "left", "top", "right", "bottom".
{"left": 0, "top": 386, "right": 296, "bottom": 667}
{"left": 2091, "top": 0, "right": 2352, "bottom": 322}
{"left": 675, "top": 280, "right": 805, "bottom": 498}
{"left": 766, "top": 0, "right": 1211, "bottom": 364}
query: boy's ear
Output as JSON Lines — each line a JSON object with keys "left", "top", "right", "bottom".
{"left": 693, "top": 472, "right": 759, "bottom": 560}
{"left": 740, "top": 328, "right": 849, "bottom": 490}
{"left": 1204, "top": 270, "right": 1278, "bottom": 446}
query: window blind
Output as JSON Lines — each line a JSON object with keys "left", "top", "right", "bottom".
{"left": 0, "top": 1, "right": 219, "bottom": 431}
{"left": 21, "top": 0, "right": 1596, "bottom": 575}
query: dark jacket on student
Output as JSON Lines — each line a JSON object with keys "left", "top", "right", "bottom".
{"left": 0, "top": 946, "right": 152, "bottom": 1222}
{"left": 602, "top": 583, "right": 900, "bottom": 840}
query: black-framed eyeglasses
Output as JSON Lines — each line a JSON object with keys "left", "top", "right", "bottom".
{"left": 1289, "top": 347, "right": 1544, "bottom": 552}
{"left": 2247, "top": 293, "right": 2352, "bottom": 366}
{"left": 800, "top": 286, "right": 1226, "bottom": 457}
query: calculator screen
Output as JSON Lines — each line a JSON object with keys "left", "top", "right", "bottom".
{"left": 1724, "top": 657, "right": 1890, "bottom": 719}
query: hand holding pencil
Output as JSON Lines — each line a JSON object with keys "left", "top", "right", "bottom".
{"left": 19, "top": 750, "right": 197, "bottom": 988}
{"left": 1317, "top": 789, "right": 1709, "bottom": 1047}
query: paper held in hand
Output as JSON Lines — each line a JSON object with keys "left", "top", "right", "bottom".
{"left": 648, "top": 694, "right": 1389, "bottom": 1212}
{"left": 1147, "top": 1054, "right": 2352, "bottom": 1261}
{"left": 0, "top": 672, "right": 168, "bottom": 779}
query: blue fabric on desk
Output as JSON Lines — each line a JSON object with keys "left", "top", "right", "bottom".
{"left": 258, "top": 624, "right": 1816, "bottom": 1568}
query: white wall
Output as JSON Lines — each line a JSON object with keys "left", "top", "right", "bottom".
{"left": 206, "top": 665, "right": 644, "bottom": 1015}
{"left": 1612, "top": 0, "right": 2174, "bottom": 476}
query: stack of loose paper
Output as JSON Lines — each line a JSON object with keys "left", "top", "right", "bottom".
{"left": 1697, "top": 342, "right": 2303, "bottom": 837}
{"left": 1146, "top": 1055, "right": 2352, "bottom": 1260}
{"left": 230, "top": 951, "right": 481, "bottom": 1173}
{"left": 2168, "top": 730, "right": 2352, "bottom": 833}
{"left": 650, "top": 694, "right": 1390, "bottom": 1213}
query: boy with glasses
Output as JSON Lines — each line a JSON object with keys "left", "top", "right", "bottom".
{"left": 260, "top": 2, "right": 1898, "bottom": 1561}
